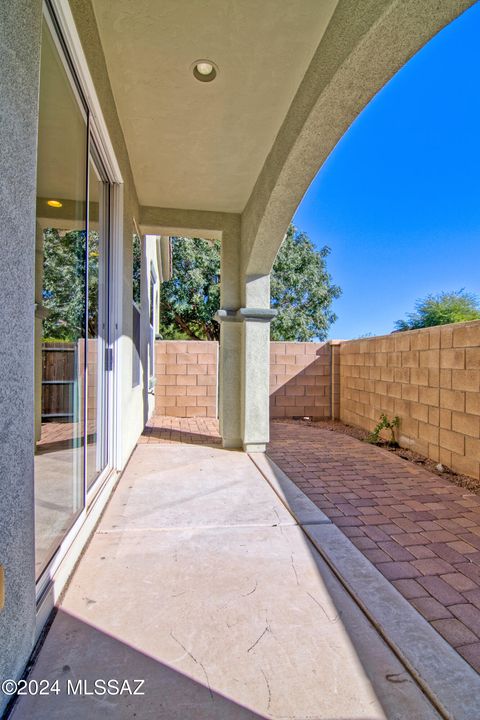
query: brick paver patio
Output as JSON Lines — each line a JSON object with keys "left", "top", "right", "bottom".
{"left": 268, "top": 420, "right": 480, "bottom": 674}
{"left": 139, "top": 414, "right": 221, "bottom": 445}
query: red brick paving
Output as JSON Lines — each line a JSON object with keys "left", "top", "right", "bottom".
{"left": 139, "top": 415, "right": 221, "bottom": 445}
{"left": 36, "top": 420, "right": 96, "bottom": 452}
{"left": 268, "top": 419, "right": 480, "bottom": 674}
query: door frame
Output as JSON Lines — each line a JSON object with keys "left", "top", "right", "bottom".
{"left": 86, "top": 144, "right": 112, "bottom": 501}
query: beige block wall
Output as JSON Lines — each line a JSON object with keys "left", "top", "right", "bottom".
{"left": 339, "top": 321, "right": 480, "bottom": 480}
{"left": 154, "top": 324, "right": 480, "bottom": 481}
{"left": 270, "top": 342, "right": 332, "bottom": 419}
{"left": 155, "top": 340, "right": 337, "bottom": 421}
{"left": 155, "top": 341, "right": 218, "bottom": 417}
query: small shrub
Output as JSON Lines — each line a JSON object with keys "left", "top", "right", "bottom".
{"left": 366, "top": 414, "right": 400, "bottom": 447}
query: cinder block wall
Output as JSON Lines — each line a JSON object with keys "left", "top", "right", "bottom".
{"left": 339, "top": 321, "right": 480, "bottom": 480}
{"left": 270, "top": 342, "right": 332, "bottom": 419}
{"left": 154, "top": 340, "right": 337, "bottom": 421}
{"left": 155, "top": 341, "right": 218, "bottom": 417}
{"left": 154, "top": 323, "right": 480, "bottom": 480}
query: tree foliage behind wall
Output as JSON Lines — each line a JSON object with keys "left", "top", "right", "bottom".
{"left": 270, "top": 225, "right": 341, "bottom": 341}
{"left": 159, "top": 238, "right": 221, "bottom": 340}
{"left": 159, "top": 225, "right": 341, "bottom": 342}
{"left": 132, "top": 232, "right": 142, "bottom": 307}
{"left": 395, "top": 290, "right": 480, "bottom": 331}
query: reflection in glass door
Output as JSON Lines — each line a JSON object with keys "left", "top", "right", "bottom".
{"left": 34, "top": 9, "right": 113, "bottom": 581}
{"left": 86, "top": 153, "right": 110, "bottom": 491}
{"left": 34, "top": 15, "right": 87, "bottom": 578}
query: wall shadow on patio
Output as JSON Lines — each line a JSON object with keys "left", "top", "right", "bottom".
{"left": 8, "top": 609, "right": 267, "bottom": 720}
{"left": 10, "top": 592, "right": 408, "bottom": 719}
{"left": 140, "top": 417, "right": 222, "bottom": 448}
{"left": 269, "top": 343, "right": 336, "bottom": 421}
{"left": 10, "top": 434, "right": 445, "bottom": 719}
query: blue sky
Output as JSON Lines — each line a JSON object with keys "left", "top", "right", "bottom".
{"left": 293, "top": 2, "right": 480, "bottom": 340}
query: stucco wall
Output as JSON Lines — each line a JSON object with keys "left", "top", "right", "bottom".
{"left": 0, "top": 0, "right": 42, "bottom": 708}
{"left": 339, "top": 321, "right": 480, "bottom": 480}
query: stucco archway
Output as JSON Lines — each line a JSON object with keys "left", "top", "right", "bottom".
{"left": 241, "top": 0, "right": 475, "bottom": 278}
{"left": 230, "top": 0, "right": 475, "bottom": 452}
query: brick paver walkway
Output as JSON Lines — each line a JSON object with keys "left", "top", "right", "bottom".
{"left": 268, "top": 420, "right": 480, "bottom": 673}
{"left": 139, "top": 414, "right": 221, "bottom": 445}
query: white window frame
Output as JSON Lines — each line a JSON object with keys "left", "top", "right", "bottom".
{"left": 148, "top": 263, "right": 158, "bottom": 392}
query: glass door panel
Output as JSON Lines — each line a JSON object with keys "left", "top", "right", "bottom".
{"left": 34, "top": 17, "right": 87, "bottom": 579}
{"left": 86, "top": 155, "right": 110, "bottom": 490}
{"left": 34, "top": 10, "right": 114, "bottom": 581}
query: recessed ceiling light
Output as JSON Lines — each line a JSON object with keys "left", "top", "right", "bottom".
{"left": 47, "top": 199, "right": 62, "bottom": 208}
{"left": 192, "top": 59, "right": 218, "bottom": 82}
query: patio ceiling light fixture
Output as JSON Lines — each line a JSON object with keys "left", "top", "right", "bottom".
{"left": 47, "top": 199, "right": 62, "bottom": 208}
{"left": 192, "top": 59, "right": 218, "bottom": 82}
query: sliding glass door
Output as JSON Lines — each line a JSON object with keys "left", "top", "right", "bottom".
{"left": 86, "top": 152, "right": 110, "bottom": 491}
{"left": 34, "top": 10, "right": 112, "bottom": 580}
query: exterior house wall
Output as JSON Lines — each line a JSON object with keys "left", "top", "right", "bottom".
{"left": 0, "top": 0, "right": 43, "bottom": 704}
{"left": 0, "top": 0, "right": 44, "bottom": 698}
{"left": 339, "top": 321, "right": 480, "bottom": 480}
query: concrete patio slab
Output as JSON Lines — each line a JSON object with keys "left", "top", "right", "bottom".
{"left": 11, "top": 443, "right": 442, "bottom": 720}
{"left": 100, "top": 444, "right": 295, "bottom": 531}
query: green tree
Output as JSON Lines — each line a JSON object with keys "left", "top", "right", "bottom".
{"left": 159, "top": 225, "right": 341, "bottom": 341}
{"left": 395, "top": 290, "right": 480, "bottom": 331}
{"left": 42, "top": 227, "right": 98, "bottom": 341}
{"left": 270, "top": 225, "right": 341, "bottom": 341}
{"left": 159, "top": 237, "right": 221, "bottom": 340}
{"left": 42, "top": 227, "right": 85, "bottom": 341}
{"left": 132, "top": 232, "right": 142, "bottom": 306}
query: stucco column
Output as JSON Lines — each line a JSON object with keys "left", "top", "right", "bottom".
{"left": 240, "top": 274, "right": 276, "bottom": 453}
{"left": 217, "top": 258, "right": 275, "bottom": 451}
{"left": 216, "top": 228, "right": 242, "bottom": 448}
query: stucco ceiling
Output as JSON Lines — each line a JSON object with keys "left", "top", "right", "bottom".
{"left": 91, "top": 0, "right": 338, "bottom": 212}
